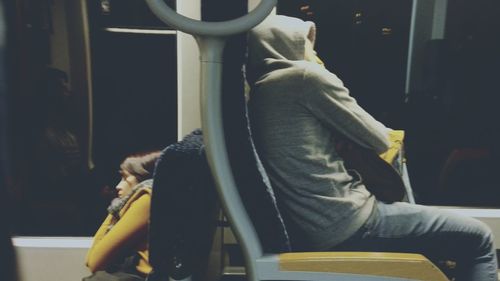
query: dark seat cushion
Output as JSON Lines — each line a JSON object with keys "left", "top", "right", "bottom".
{"left": 221, "top": 34, "right": 291, "bottom": 253}
{"left": 149, "top": 129, "right": 218, "bottom": 280}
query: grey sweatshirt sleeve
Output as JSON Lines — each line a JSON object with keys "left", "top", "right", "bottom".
{"left": 302, "top": 65, "right": 390, "bottom": 153}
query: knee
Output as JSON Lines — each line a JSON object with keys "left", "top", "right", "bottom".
{"left": 482, "top": 226, "right": 495, "bottom": 251}
{"left": 470, "top": 220, "right": 495, "bottom": 253}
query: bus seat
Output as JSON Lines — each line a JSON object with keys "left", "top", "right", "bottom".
{"left": 437, "top": 147, "right": 494, "bottom": 206}
{"left": 148, "top": 129, "right": 218, "bottom": 281}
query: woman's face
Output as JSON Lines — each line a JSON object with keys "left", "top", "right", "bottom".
{"left": 115, "top": 170, "right": 138, "bottom": 198}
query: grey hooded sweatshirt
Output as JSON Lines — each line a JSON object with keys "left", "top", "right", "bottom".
{"left": 247, "top": 15, "right": 391, "bottom": 250}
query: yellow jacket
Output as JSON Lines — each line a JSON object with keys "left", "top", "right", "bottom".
{"left": 86, "top": 186, "right": 152, "bottom": 275}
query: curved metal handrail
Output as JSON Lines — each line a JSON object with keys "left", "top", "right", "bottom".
{"left": 145, "top": 0, "right": 275, "bottom": 36}
{"left": 145, "top": 1, "right": 277, "bottom": 281}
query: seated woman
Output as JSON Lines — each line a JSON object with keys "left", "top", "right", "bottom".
{"left": 85, "top": 151, "right": 161, "bottom": 280}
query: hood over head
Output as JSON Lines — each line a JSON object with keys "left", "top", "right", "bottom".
{"left": 246, "top": 15, "right": 317, "bottom": 84}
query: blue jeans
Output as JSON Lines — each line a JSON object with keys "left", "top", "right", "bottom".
{"left": 332, "top": 201, "right": 498, "bottom": 281}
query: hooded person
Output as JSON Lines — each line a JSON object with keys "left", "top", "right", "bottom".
{"left": 246, "top": 15, "right": 497, "bottom": 281}
{"left": 247, "top": 15, "right": 391, "bottom": 250}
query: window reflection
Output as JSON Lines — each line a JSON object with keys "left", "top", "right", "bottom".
{"left": 7, "top": 0, "right": 177, "bottom": 235}
{"left": 278, "top": 0, "right": 500, "bottom": 207}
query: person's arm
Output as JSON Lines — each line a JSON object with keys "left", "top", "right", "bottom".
{"left": 303, "top": 66, "right": 390, "bottom": 154}
{"left": 85, "top": 193, "right": 151, "bottom": 272}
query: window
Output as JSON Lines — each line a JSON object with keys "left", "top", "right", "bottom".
{"left": 278, "top": 0, "right": 500, "bottom": 207}
{"left": 6, "top": 0, "right": 177, "bottom": 235}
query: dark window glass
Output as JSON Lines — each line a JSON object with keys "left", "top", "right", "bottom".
{"left": 98, "top": 0, "right": 176, "bottom": 29}
{"left": 7, "top": 0, "right": 177, "bottom": 235}
{"left": 278, "top": 0, "right": 500, "bottom": 207}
